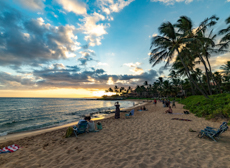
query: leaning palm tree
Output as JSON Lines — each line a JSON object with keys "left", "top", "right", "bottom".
{"left": 218, "top": 16, "right": 230, "bottom": 50}
{"left": 149, "top": 20, "right": 209, "bottom": 98}
{"left": 175, "top": 15, "right": 219, "bottom": 95}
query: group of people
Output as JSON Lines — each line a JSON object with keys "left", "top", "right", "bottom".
{"left": 74, "top": 116, "right": 98, "bottom": 132}
{"left": 139, "top": 106, "right": 147, "bottom": 111}
{"left": 161, "top": 99, "right": 176, "bottom": 108}
{"left": 75, "top": 98, "right": 176, "bottom": 132}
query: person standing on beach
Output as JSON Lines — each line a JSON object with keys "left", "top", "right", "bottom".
{"left": 114, "top": 102, "right": 120, "bottom": 119}
{"left": 154, "top": 99, "right": 157, "bottom": 106}
{"left": 172, "top": 100, "right": 176, "bottom": 108}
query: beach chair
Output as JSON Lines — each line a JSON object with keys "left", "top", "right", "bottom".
{"left": 198, "top": 122, "right": 228, "bottom": 142}
{"left": 125, "top": 109, "right": 134, "bottom": 119}
{"left": 73, "top": 120, "right": 88, "bottom": 137}
{"left": 205, "top": 122, "right": 228, "bottom": 131}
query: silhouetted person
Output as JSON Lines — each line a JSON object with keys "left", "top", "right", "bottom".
{"left": 115, "top": 102, "right": 120, "bottom": 119}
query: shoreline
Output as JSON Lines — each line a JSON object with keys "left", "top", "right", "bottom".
{"left": 0, "top": 100, "right": 148, "bottom": 143}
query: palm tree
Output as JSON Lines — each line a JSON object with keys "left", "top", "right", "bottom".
{"left": 149, "top": 20, "right": 209, "bottom": 98}
{"left": 220, "top": 61, "right": 230, "bottom": 76}
{"left": 114, "top": 85, "right": 119, "bottom": 94}
{"left": 127, "top": 86, "right": 132, "bottom": 93}
{"left": 171, "top": 53, "right": 197, "bottom": 95}
{"left": 168, "top": 70, "right": 177, "bottom": 79}
{"left": 108, "top": 87, "right": 113, "bottom": 92}
{"left": 218, "top": 16, "right": 230, "bottom": 50}
{"left": 175, "top": 15, "right": 219, "bottom": 95}
{"left": 213, "top": 72, "right": 222, "bottom": 85}
{"left": 135, "top": 85, "right": 141, "bottom": 98}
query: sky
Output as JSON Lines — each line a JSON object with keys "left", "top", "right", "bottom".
{"left": 0, "top": 0, "right": 230, "bottom": 98}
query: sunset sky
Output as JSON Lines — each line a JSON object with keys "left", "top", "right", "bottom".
{"left": 0, "top": 0, "right": 230, "bottom": 98}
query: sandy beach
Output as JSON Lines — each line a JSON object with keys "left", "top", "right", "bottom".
{"left": 0, "top": 101, "right": 230, "bottom": 168}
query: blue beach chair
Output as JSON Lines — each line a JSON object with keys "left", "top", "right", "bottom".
{"left": 125, "top": 109, "right": 134, "bottom": 119}
{"left": 198, "top": 122, "right": 228, "bottom": 142}
{"left": 73, "top": 120, "right": 88, "bottom": 137}
{"left": 205, "top": 122, "right": 228, "bottom": 131}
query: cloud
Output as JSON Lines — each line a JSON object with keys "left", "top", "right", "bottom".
{"left": 124, "top": 62, "right": 144, "bottom": 74}
{"left": 149, "top": 33, "right": 157, "bottom": 38}
{"left": 78, "top": 12, "right": 109, "bottom": 46}
{"left": 56, "top": 0, "right": 87, "bottom": 15}
{"left": 0, "top": 6, "right": 80, "bottom": 68}
{"left": 130, "top": 67, "right": 144, "bottom": 75}
{"left": 15, "top": 0, "right": 45, "bottom": 11}
{"left": 78, "top": 53, "right": 93, "bottom": 65}
{"left": 150, "top": 0, "right": 193, "bottom": 5}
{"left": 123, "top": 62, "right": 141, "bottom": 67}
{"left": 0, "top": 66, "right": 159, "bottom": 90}
{"left": 98, "top": 62, "right": 108, "bottom": 66}
{"left": 78, "top": 49, "right": 96, "bottom": 65}
{"left": 97, "top": 0, "right": 135, "bottom": 14}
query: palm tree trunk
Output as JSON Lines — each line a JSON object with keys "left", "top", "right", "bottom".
{"left": 180, "top": 84, "right": 186, "bottom": 97}
{"left": 198, "top": 77, "right": 209, "bottom": 96}
{"left": 198, "top": 55, "right": 212, "bottom": 95}
{"left": 185, "top": 71, "right": 195, "bottom": 95}
{"left": 176, "top": 49, "right": 209, "bottom": 98}
{"left": 205, "top": 57, "right": 221, "bottom": 93}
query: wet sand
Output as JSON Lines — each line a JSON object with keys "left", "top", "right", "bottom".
{"left": 0, "top": 101, "right": 230, "bottom": 168}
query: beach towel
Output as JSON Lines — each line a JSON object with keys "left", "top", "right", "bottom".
{"left": 0, "top": 144, "right": 21, "bottom": 154}
{"left": 171, "top": 118, "right": 192, "bottom": 121}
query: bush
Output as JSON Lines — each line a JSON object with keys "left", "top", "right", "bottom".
{"left": 179, "top": 93, "right": 230, "bottom": 121}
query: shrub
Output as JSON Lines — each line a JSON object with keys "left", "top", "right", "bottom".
{"left": 179, "top": 93, "right": 230, "bottom": 121}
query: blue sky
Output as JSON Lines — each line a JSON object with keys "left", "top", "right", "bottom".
{"left": 0, "top": 0, "right": 230, "bottom": 97}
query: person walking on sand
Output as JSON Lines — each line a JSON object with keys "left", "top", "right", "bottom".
{"left": 114, "top": 102, "right": 120, "bottom": 119}
{"left": 154, "top": 99, "right": 157, "bottom": 106}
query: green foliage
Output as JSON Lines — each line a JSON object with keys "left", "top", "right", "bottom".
{"left": 179, "top": 93, "right": 230, "bottom": 120}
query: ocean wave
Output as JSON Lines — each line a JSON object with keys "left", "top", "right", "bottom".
{"left": 8, "top": 122, "right": 60, "bottom": 134}
{"left": 0, "top": 118, "right": 35, "bottom": 127}
{"left": 0, "top": 132, "right": 8, "bottom": 136}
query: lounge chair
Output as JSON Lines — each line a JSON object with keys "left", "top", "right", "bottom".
{"left": 73, "top": 120, "right": 88, "bottom": 137}
{"left": 205, "top": 122, "right": 228, "bottom": 131}
{"left": 125, "top": 109, "right": 134, "bottom": 118}
{"left": 198, "top": 122, "right": 228, "bottom": 142}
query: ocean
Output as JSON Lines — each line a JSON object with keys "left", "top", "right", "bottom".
{"left": 0, "top": 98, "right": 134, "bottom": 136}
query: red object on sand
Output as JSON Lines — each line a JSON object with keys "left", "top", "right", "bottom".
{"left": 0, "top": 144, "right": 21, "bottom": 154}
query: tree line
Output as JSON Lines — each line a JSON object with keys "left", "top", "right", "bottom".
{"left": 104, "top": 15, "right": 230, "bottom": 98}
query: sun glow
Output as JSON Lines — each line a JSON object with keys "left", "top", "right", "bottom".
{"left": 92, "top": 91, "right": 116, "bottom": 97}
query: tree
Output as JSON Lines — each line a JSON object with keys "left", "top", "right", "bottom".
{"left": 149, "top": 20, "right": 210, "bottom": 98}
{"left": 220, "top": 61, "right": 230, "bottom": 76}
{"left": 219, "top": 16, "right": 230, "bottom": 50}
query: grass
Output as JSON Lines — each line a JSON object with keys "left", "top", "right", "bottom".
{"left": 175, "top": 93, "right": 230, "bottom": 124}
